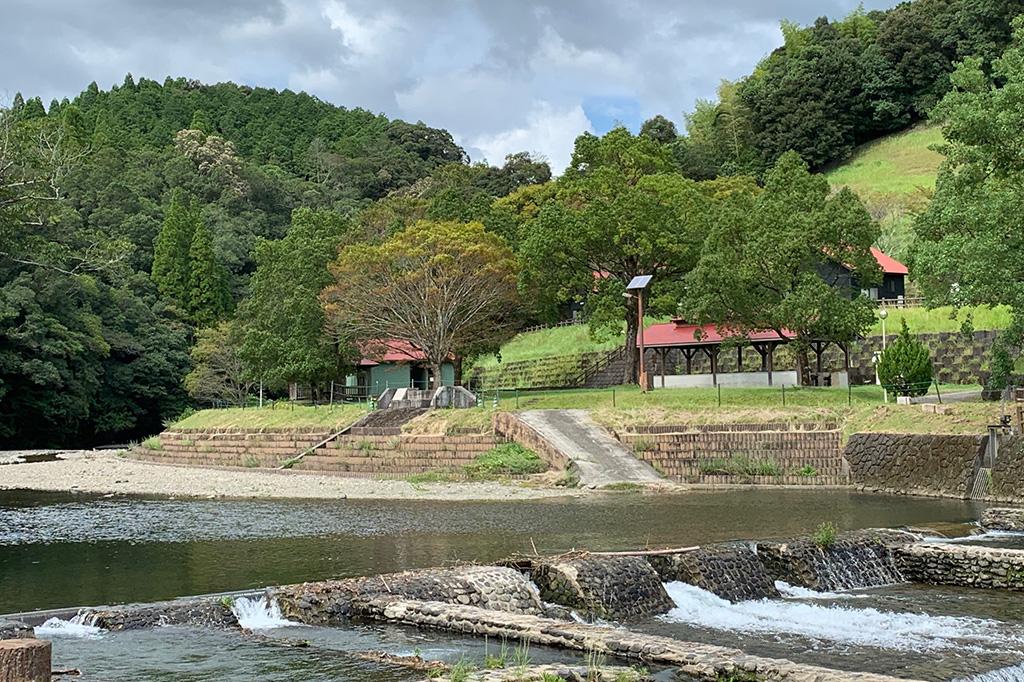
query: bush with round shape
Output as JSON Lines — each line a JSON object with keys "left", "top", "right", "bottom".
{"left": 877, "top": 320, "right": 933, "bottom": 397}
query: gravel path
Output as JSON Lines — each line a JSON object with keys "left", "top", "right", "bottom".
{"left": 0, "top": 452, "right": 578, "bottom": 501}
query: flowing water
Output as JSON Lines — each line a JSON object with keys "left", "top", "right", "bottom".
{"left": 0, "top": 487, "right": 1016, "bottom": 680}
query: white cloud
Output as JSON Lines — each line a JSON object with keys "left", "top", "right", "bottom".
{"left": 469, "top": 102, "right": 593, "bottom": 174}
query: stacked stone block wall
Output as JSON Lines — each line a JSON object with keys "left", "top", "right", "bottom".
{"left": 140, "top": 429, "right": 335, "bottom": 468}
{"left": 527, "top": 556, "right": 673, "bottom": 620}
{"left": 755, "top": 531, "right": 912, "bottom": 591}
{"left": 295, "top": 433, "right": 501, "bottom": 477}
{"left": 136, "top": 428, "right": 505, "bottom": 477}
{"left": 844, "top": 433, "right": 985, "bottom": 498}
{"left": 896, "top": 543, "right": 1024, "bottom": 591}
{"left": 647, "top": 545, "right": 779, "bottom": 602}
{"left": 617, "top": 424, "right": 846, "bottom": 485}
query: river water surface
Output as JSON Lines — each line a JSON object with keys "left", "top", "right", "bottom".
{"left": 3, "top": 487, "right": 1021, "bottom": 681}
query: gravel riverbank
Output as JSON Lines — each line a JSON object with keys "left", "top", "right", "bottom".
{"left": 0, "top": 452, "right": 579, "bottom": 501}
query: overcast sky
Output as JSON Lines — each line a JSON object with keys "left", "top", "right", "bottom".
{"left": 3, "top": 0, "right": 899, "bottom": 173}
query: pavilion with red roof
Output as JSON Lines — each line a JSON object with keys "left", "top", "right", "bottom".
{"left": 638, "top": 320, "right": 851, "bottom": 388}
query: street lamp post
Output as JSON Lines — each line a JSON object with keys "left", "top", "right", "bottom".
{"left": 878, "top": 307, "right": 889, "bottom": 403}
{"left": 625, "top": 275, "right": 653, "bottom": 392}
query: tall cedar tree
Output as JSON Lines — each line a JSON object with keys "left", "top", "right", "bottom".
{"left": 151, "top": 191, "right": 197, "bottom": 307}
{"left": 238, "top": 208, "right": 353, "bottom": 392}
{"left": 877, "top": 320, "right": 933, "bottom": 396}
{"left": 684, "top": 152, "right": 881, "bottom": 385}
{"left": 186, "top": 218, "right": 232, "bottom": 326}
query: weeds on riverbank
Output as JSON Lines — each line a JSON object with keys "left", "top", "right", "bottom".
{"left": 464, "top": 444, "right": 546, "bottom": 479}
{"left": 142, "top": 436, "right": 162, "bottom": 450}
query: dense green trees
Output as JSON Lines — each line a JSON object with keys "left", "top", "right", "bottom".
{"left": 684, "top": 152, "right": 881, "bottom": 384}
{"left": 675, "top": 0, "right": 1024, "bottom": 178}
{"left": 323, "top": 221, "right": 520, "bottom": 388}
{"left": 238, "top": 208, "right": 353, "bottom": 394}
{"left": 912, "top": 18, "right": 1024, "bottom": 381}
{"left": 518, "top": 128, "right": 711, "bottom": 381}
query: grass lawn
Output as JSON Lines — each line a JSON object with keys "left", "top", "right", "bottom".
{"left": 867, "top": 305, "right": 1011, "bottom": 335}
{"left": 170, "top": 404, "right": 367, "bottom": 430}
{"left": 826, "top": 124, "right": 944, "bottom": 196}
{"left": 407, "top": 383, "right": 999, "bottom": 441}
{"left": 469, "top": 324, "right": 622, "bottom": 371}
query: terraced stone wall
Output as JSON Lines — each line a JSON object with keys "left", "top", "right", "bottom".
{"left": 617, "top": 423, "right": 846, "bottom": 485}
{"left": 135, "top": 428, "right": 503, "bottom": 477}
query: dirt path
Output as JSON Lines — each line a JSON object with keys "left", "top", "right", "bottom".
{"left": 0, "top": 452, "right": 579, "bottom": 501}
{"left": 517, "top": 410, "right": 664, "bottom": 487}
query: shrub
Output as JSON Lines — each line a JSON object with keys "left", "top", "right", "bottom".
{"left": 877, "top": 320, "right": 933, "bottom": 397}
{"left": 812, "top": 521, "right": 838, "bottom": 548}
{"left": 142, "top": 436, "right": 163, "bottom": 451}
{"left": 795, "top": 465, "right": 818, "bottom": 477}
{"left": 631, "top": 437, "right": 654, "bottom": 452}
{"left": 463, "top": 443, "right": 547, "bottom": 479}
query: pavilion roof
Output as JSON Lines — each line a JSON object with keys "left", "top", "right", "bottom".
{"left": 639, "top": 321, "right": 790, "bottom": 349}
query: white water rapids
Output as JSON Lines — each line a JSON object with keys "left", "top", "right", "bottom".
{"left": 229, "top": 596, "right": 303, "bottom": 630}
{"left": 661, "top": 581, "right": 1024, "bottom": 654}
{"left": 34, "top": 611, "right": 104, "bottom": 638}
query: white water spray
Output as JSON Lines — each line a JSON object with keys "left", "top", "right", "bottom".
{"left": 230, "top": 596, "right": 303, "bottom": 630}
{"left": 774, "top": 581, "right": 867, "bottom": 600}
{"left": 661, "top": 582, "right": 1024, "bottom": 653}
{"left": 35, "top": 611, "right": 103, "bottom": 638}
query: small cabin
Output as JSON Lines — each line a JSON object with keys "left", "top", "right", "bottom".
{"left": 347, "top": 339, "right": 455, "bottom": 397}
{"left": 819, "top": 247, "right": 908, "bottom": 302}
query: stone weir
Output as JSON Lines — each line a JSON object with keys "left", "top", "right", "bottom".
{"left": 756, "top": 530, "right": 916, "bottom": 592}
{"left": 648, "top": 543, "right": 780, "bottom": 602}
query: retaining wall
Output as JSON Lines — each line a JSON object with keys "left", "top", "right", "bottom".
{"left": 491, "top": 412, "right": 572, "bottom": 471}
{"left": 990, "top": 436, "right": 1024, "bottom": 501}
{"left": 136, "top": 428, "right": 505, "bottom": 477}
{"left": 617, "top": 423, "right": 846, "bottom": 486}
{"left": 844, "top": 433, "right": 985, "bottom": 498}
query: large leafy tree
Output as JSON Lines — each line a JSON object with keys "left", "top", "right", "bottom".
{"left": 912, "top": 20, "right": 1024, "bottom": 382}
{"left": 323, "top": 221, "right": 519, "bottom": 388}
{"left": 518, "top": 127, "right": 710, "bottom": 382}
{"left": 684, "top": 152, "right": 881, "bottom": 384}
{"left": 185, "top": 321, "right": 251, "bottom": 407}
{"left": 238, "top": 208, "right": 352, "bottom": 392}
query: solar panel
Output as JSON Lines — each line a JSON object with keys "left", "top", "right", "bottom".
{"left": 626, "top": 274, "right": 652, "bottom": 290}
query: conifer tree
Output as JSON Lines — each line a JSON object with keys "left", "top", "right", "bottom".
{"left": 151, "top": 191, "right": 197, "bottom": 309}
{"left": 186, "top": 217, "right": 232, "bottom": 326}
{"left": 877, "top": 320, "right": 933, "bottom": 397}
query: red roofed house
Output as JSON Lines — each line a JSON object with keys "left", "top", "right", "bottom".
{"left": 289, "top": 339, "right": 455, "bottom": 401}
{"left": 822, "top": 247, "right": 908, "bottom": 302}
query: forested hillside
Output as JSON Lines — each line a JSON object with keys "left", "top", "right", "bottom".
{"left": 3, "top": 0, "right": 1023, "bottom": 448}
{"left": 0, "top": 77, "right": 549, "bottom": 447}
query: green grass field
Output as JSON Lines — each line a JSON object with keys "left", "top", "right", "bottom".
{"left": 406, "top": 383, "right": 998, "bottom": 440}
{"left": 826, "top": 124, "right": 945, "bottom": 196}
{"left": 170, "top": 404, "right": 367, "bottom": 430}
{"left": 867, "top": 305, "right": 1010, "bottom": 335}
{"left": 469, "top": 324, "right": 621, "bottom": 371}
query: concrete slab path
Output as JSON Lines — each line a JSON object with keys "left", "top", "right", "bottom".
{"left": 517, "top": 409, "right": 663, "bottom": 487}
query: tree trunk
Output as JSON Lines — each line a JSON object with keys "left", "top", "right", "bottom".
{"left": 0, "top": 639, "right": 50, "bottom": 682}
{"left": 796, "top": 346, "right": 812, "bottom": 386}
{"left": 623, "top": 298, "right": 639, "bottom": 384}
{"left": 430, "top": 362, "right": 443, "bottom": 390}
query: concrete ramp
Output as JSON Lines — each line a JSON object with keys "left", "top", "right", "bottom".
{"left": 517, "top": 410, "right": 663, "bottom": 487}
